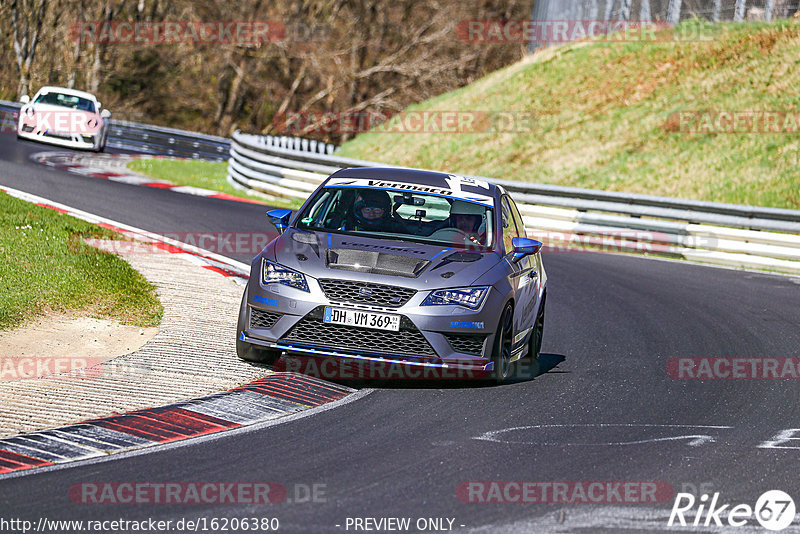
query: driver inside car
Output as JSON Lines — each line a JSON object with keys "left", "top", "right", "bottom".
{"left": 343, "top": 189, "right": 397, "bottom": 232}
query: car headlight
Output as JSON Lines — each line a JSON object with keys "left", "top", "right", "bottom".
{"left": 421, "top": 286, "right": 489, "bottom": 310}
{"left": 261, "top": 259, "right": 309, "bottom": 292}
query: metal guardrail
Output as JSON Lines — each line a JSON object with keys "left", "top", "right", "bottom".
{"left": 4, "top": 94, "right": 798, "bottom": 274}
{"left": 228, "top": 129, "right": 800, "bottom": 274}
{"left": 1, "top": 99, "right": 229, "bottom": 160}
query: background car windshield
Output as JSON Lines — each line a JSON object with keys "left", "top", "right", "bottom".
{"left": 34, "top": 92, "right": 96, "bottom": 113}
{"left": 296, "top": 186, "right": 494, "bottom": 248}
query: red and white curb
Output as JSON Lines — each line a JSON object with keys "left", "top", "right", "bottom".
{"left": 0, "top": 184, "right": 251, "bottom": 284}
{"left": 30, "top": 151, "right": 267, "bottom": 205}
{"left": 0, "top": 185, "right": 357, "bottom": 476}
{"left": 0, "top": 374, "right": 353, "bottom": 476}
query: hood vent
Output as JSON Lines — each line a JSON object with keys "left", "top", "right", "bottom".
{"left": 326, "top": 249, "right": 429, "bottom": 278}
{"left": 431, "top": 251, "right": 484, "bottom": 271}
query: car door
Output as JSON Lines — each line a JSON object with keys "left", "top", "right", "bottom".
{"left": 502, "top": 195, "right": 538, "bottom": 353}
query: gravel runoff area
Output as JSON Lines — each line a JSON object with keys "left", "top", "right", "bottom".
{"left": 0, "top": 239, "right": 269, "bottom": 437}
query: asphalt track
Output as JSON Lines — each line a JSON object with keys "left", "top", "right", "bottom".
{"left": 1, "top": 134, "right": 800, "bottom": 532}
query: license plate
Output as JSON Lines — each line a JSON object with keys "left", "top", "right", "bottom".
{"left": 323, "top": 307, "right": 400, "bottom": 331}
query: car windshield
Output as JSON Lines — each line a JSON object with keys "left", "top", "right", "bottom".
{"left": 296, "top": 186, "right": 495, "bottom": 249}
{"left": 34, "top": 92, "right": 96, "bottom": 113}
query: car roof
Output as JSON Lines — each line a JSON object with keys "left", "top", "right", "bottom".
{"left": 34, "top": 86, "right": 98, "bottom": 102}
{"left": 326, "top": 167, "right": 501, "bottom": 204}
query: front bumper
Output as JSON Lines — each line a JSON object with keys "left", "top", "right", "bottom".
{"left": 240, "top": 273, "right": 505, "bottom": 376}
{"left": 17, "top": 127, "right": 99, "bottom": 150}
{"left": 241, "top": 331, "right": 494, "bottom": 379}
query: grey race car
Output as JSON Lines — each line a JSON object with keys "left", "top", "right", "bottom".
{"left": 236, "top": 167, "right": 546, "bottom": 382}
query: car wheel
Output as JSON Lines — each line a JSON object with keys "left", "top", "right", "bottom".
{"left": 236, "top": 288, "right": 281, "bottom": 364}
{"left": 528, "top": 293, "right": 546, "bottom": 363}
{"left": 491, "top": 303, "right": 515, "bottom": 383}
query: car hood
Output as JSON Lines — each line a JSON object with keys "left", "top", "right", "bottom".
{"left": 267, "top": 228, "right": 502, "bottom": 290}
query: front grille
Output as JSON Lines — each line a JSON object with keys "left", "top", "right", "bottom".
{"left": 44, "top": 131, "right": 73, "bottom": 140}
{"left": 249, "top": 308, "right": 282, "bottom": 329}
{"left": 282, "top": 313, "right": 435, "bottom": 357}
{"left": 319, "top": 279, "right": 416, "bottom": 308}
{"left": 445, "top": 334, "right": 487, "bottom": 356}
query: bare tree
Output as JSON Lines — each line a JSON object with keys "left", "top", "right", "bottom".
{"left": 765, "top": 0, "right": 775, "bottom": 20}
{"left": 10, "top": 0, "right": 49, "bottom": 98}
{"left": 734, "top": 0, "right": 747, "bottom": 21}
{"left": 667, "top": 0, "right": 683, "bottom": 24}
{"left": 67, "top": 0, "right": 86, "bottom": 89}
{"left": 620, "top": 0, "right": 632, "bottom": 20}
{"left": 712, "top": 0, "right": 722, "bottom": 21}
{"left": 604, "top": 0, "right": 617, "bottom": 24}
{"left": 640, "top": 0, "right": 651, "bottom": 20}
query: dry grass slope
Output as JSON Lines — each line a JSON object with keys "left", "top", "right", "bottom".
{"left": 339, "top": 20, "right": 800, "bottom": 209}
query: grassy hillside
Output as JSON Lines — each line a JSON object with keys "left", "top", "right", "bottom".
{"left": 127, "top": 159, "right": 303, "bottom": 210}
{"left": 338, "top": 20, "right": 800, "bottom": 209}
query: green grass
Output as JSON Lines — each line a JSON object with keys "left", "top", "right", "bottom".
{"left": 0, "top": 192, "right": 163, "bottom": 331}
{"left": 338, "top": 20, "right": 800, "bottom": 209}
{"left": 127, "top": 158, "right": 304, "bottom": 210}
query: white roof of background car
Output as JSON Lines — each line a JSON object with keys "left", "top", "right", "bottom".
{"left": 34, "top": 86, "right": 99, "bottom": 103}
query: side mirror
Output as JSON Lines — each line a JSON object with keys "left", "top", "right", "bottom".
{"left": 19, "top": 95, "right": 30, "bottom": 105}
{"left": 511, "top": 237, "right": 543, "bottom": 262}
{"left": 267, "top": 209, "right": 293, "bottom": 234}
{"left": 100, "top": 109, "right": 111, "bottom": 119}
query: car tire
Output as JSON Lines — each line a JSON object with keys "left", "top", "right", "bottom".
{"left": 528, "top": 293, "right": 546, "bottom": 363}
{"left": 490, "top": 303, "right": 515, "bottom": 383}
{"left": 236, "top": 287, "right": 281, "bottom": 364}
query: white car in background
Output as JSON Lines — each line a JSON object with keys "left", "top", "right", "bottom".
{"left": 17, "top": 86, "right": 111, "bottom": 152}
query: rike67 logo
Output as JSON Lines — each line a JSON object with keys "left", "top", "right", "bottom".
{"left": 669, "top": 490, "right": 796, "bottom": 531}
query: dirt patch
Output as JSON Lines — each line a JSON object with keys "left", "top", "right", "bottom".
{"left": 0, "top": 314, "right": 158, "bottom": 375}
